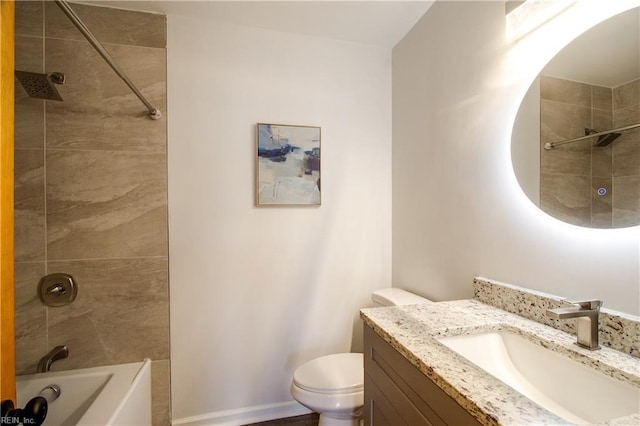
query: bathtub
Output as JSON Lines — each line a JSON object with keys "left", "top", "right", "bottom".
{"left": 16, "top": 359, "right": 151, "bottom": 426}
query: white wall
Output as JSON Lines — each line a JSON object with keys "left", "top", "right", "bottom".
{"left": 167, "top": 15, "right": 392, "bottom": 423}
{"left": 393, "top": 1, "right": 639, "bottom": 314}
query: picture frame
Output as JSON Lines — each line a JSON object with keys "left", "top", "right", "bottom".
{"left": 256, "top": 123, "right": 321, "bottom": 206}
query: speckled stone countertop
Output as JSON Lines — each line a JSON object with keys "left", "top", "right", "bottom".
{"left": 360, "top": 300, "right": 640, "bottom": 425}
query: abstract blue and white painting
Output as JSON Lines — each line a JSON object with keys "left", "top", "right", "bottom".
{"left": 256, "top": 123, "right": 321, "bottom": 206}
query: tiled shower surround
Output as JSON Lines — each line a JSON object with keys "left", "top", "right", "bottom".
{"left": 14, "top": 2, "right": 169, "bottom": 424}
{"left": 540, "top": 75, "right": 640, "bottom": 228}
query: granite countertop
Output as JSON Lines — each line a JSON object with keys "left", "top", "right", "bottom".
{"left": 360, "top": 300, "right": 640, "bottom": 426}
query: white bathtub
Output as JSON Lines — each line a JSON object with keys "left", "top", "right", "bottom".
{"left": 17, "top": 359, "right": 151, "bottom": 426}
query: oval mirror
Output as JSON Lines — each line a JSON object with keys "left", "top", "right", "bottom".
{"left": 512, "top": 7, "right": 640, "bottom": 228}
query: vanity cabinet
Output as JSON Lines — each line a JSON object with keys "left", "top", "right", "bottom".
{"left": 364, "top": 325, "right": 482, "bottom": 426}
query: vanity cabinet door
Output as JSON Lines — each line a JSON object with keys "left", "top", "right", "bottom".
{"left": 364, "top": 325, "right": 481, "bottom": 426}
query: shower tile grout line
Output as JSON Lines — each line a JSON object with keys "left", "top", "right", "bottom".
{"left": 42, "top": 0, "right": 50, "bottom": 350}
{"left": 46, "top": 255, "right": 169, "bottom": 263}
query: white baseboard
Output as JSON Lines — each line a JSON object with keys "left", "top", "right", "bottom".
{"left": 172, "top": 400, "right": 312, "bottom": 426}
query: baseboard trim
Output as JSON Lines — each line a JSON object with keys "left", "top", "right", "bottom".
{"left": 172, "top": 400, "right": 312, "bottom": 426}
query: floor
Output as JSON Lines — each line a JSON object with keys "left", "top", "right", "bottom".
{"left": 245, "top": 413, "right": 319, "bottom": 426}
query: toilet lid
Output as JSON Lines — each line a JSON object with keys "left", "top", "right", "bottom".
{"left": 293, "top": 353, "right": 363, "bottom": 394}
{"left": 372, "top": 288, "right": 432, "bottom": 306}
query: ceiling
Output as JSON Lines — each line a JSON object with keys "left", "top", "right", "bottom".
{"left": 78, "top": 2, "right": 640, "bottom": 81}
{"left": 87, "top": 1, "right": 435, "bottom": 48}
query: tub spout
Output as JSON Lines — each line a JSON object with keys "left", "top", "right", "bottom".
{"left": 37, "top": 345, "right": 69, "bottom": 373}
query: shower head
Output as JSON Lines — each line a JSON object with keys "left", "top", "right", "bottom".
{"left": 595, "top": 132, "right": 621, "bottom": 147}
{"left": 585, "top": 128, "right": 622, "bottom": 147}
{"left": 15, "top": 71, "right": 65, "bottom": 101}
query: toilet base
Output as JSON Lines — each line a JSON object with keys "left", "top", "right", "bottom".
{"left": 318, "top": 413, "right": 362, "bottom": 426}
{"left": 290, "top": 353, "right": 364, "bottom": 426}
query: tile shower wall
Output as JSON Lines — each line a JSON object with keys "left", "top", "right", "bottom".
{"left": 612, "top": 79, "right": 640, "bottom": 227}
{"left": 14, "top": 2, "right": 169, "bottom": 424}
{"left": 540, "top": 75, "right": 640, "bottom": 227}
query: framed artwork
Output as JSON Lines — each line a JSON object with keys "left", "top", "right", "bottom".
{"left": 256, "top": 123, "right": 321, "bottom": 206}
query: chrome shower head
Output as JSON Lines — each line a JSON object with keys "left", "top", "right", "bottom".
{"left": 15, "top": 70, "right": 65, "bottom": 101}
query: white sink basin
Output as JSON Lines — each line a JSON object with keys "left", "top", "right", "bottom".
{"left": 438, "top": 331, "right": 640, "bottom": 424}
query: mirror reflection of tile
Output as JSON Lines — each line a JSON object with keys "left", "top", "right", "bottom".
{"left": 540, "top": 76, "right": 639, "bottom": 228}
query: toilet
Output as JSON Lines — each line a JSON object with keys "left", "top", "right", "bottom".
{"left": 290, "top": 288, "right": 432, "bottom": 426}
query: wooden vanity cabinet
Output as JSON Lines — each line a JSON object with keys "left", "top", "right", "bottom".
{"left": 363, "top": 324, "right": 482, "bottom": 426}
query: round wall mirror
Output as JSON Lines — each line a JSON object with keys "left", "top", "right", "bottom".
{"left": 512, "top": 7, "right": 640, "bottom": 229}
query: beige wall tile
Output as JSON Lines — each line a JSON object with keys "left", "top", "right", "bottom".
{"left": 612, "top": 128, "right": 640, "bottom": 177}
{"left": 540, "top": 76, "right": 639, "bottom": 227}
{"left": 152, "top": 359, "right": 171, "bottom": 426}
{"left": 540, "top": 142, "right": 591, "bottom": 176}
{"left": 15, "top": 149, "right": 45, "bottom": 261}
{"left": 15, "top": 36, "right": 45, "bottom": 150}
{"left": 591, "top": 108, "right": 612, "bottom": 134}
{"left": 592, "top": 143, "right": 612, "bottom": 178}
{"left": 613, "top": 78, "right": 640, "bottom": 111}
{"left": 540, "top": 144, "right": 591, "bottom": 177}
{"left": 613, "top": 175, "right": 640, "bottom": 228}
{"left": 540, "top": 75, "right": 591, "bottom": 107}
{"left": 15, "top": 3, "right": 170, "bottom": 418}
{"left": 590, "top": 108, "right": 614, "bottom": 180}
{"left": 47, "top": 258, "right": 169, "bottom": 370}
{"left": 540, "top": 99, "right": 591, "bottom": 142}
{"left": 46, "top": 150, "right": 168, "bottom": 260}
{"left": 540, "top": 99, "right": 591, "bottom": 175}
{"left": 614, "top": 103, "right": 640, "bottom": 128}
{"left": 45, "top": 1, "right": 166, "bottom": 48}
{"left": 591, "top": 85, "right": 612, "bottom": 112}
{"left": 14, "top": 262, "right": 47, "bottom": 375}
{"left": 15, "top": 35, "right": 43, "bottom": 77}
{"left": 540, "top": 173, "right": 591, "bottom": 227}
{"left": 16, "top": 1, "right": 43, "bottom": 37}
{"left": 610, "top": 78, "right": 639, "bottom": 226}
{"left": 591, "top": 177, "right": 612, "bottom": 228}
{"left": 45, "top": 39, "right": 167, "bottom": 152}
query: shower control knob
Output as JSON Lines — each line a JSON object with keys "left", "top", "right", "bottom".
{"left": 38, "top": 273, "right": 78, "bottom": 307}
{"left": 46, "top": 284, "right": 67, "bottom": 295}
{"left": 597, "top": 187, "right": 607, "bottom": 196}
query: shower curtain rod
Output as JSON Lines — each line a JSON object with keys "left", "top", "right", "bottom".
{"left": 54, "top": 0, "right": 161, "bottom": 120}
{"left": 544, "top": 122, "right": 640, "bottom": 150}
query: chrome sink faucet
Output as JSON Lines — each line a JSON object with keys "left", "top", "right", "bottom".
{"left": 36, "top": 345, "right": 69, "bottom": 373}
{"left": 546, "top": 300, "right": 602, "bottom": 350}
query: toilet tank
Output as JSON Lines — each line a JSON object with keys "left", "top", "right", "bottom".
{"left": 372, "top": 288, "right": 432, "bottom": 307}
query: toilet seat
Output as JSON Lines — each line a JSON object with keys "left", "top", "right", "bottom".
{"left": 293, "top": 353, "right": 363, "bottom": 394}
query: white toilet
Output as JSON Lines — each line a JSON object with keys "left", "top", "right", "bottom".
{"left": 290, "top": 288, "right": 432, "bottom": 426}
